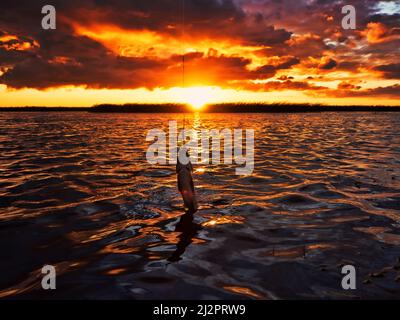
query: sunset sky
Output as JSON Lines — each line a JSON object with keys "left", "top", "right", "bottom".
{"left": 0, "top": 0, "right": 399, "bottom": 107}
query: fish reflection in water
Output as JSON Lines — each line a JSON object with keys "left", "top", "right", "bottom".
{"left": 0, "top": 112, "right": 400, "bottom": 299}
{"left": 168, "top": 212, "right": 202, "bottom": 262}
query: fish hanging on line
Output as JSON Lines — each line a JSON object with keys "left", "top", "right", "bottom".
{"left": 176, "top": 148, "right": 198, "bottom": 213}
{"left": 176, "top": 0, "right": 198, "bottom": 214}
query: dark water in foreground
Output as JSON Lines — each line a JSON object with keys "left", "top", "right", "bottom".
{"left": 0, "top": 112, "right": 400, "bottom": 299}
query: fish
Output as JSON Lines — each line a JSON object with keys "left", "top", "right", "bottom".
{"left": 176, "top": 150, "right": 198, "bottom": 213}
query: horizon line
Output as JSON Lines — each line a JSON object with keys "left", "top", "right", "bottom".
{"left": 1, "top": 103, "right": 400, "bottom": 113}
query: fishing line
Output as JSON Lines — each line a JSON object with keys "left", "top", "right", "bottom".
{"left": 182, "top": 0, "right": 186, "bottom": 132}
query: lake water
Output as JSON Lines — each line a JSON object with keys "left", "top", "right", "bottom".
{"left": 0, "top": 112, "right": 400, "bottom": 299}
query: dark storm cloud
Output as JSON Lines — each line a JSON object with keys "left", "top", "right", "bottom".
{"left": 1, "top": 54, "right": 168, "bottom": 89}
{"left": 337, "top": 60, "right": 361, "bottom": 72}
{"left": 242, "top": 79, "right": 328, "bottom": 92}
{"left": 0, "top": 47, "right": 35, "bottom": 67}
{"left": 318, "top": 58, "right": 337, "bottom": 70}
{"left": 240, "top": 26, "right": 292, "bottom": 46}
{"left": 350, "top": 84, "right": 400, "bottom": 98}
{"left": 322, "top": 84, "right": 400, "bottom": 99}
{"left": 365, "top": 13, "right": 400, "bottom": 28}
{"left": 374, "top": 63, "right": 400, "bottom": 79}
{"left": 337, "top": 81, "right": 361, "bottom": 90}
{"left": 365, "top": 84, "right": 400, "bottom": 97}
{"left": 250, "top": 57, "right": 300, "bottom": 79}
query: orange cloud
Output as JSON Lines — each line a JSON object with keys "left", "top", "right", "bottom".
{"left": 0, "top": 34, "right": 39, "bottom": 51}
{"left": 362, "top": 22, "right": 400, "bottom": 44}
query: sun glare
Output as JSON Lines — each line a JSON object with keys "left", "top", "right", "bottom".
{"left": 187, "top": 97, "right": 207, "bottom": 110}
{"left": 182, "top": 87, "right": 218, "bottom": 110}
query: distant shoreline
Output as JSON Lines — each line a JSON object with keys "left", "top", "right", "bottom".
{"left": 1, "top": 103, "right": 400, "bottom": 113}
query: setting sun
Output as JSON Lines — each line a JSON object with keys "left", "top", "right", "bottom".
{"left": 182, "top": 87, "right": 215, "bottom": 110}
{"left": 188, "top": 98, "right": 206, "bottom": 110}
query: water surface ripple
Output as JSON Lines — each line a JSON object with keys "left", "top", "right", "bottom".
{"left": 0, "top": 112, "right": 400, "bottom": 299}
